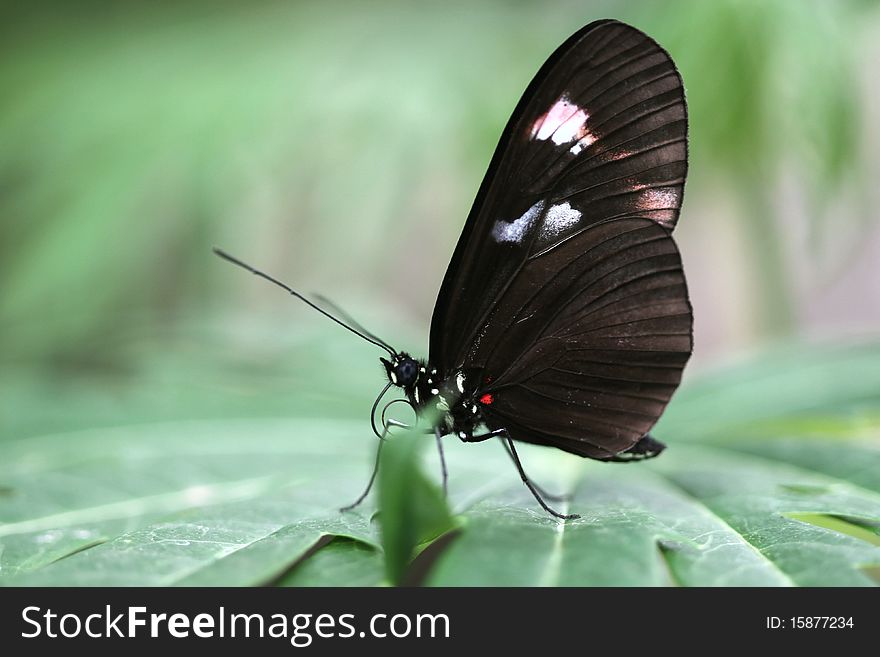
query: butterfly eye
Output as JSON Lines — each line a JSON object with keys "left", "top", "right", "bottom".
{"left": 396, "top": 360, "right": 418, "bottom": 385}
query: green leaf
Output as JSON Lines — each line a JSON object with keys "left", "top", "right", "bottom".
{"left": 657, "top": 341, "right": 880, "bottom": 442}
{"left": 0, "top": 420, "right": 383, "bottom": 586}
{"left": 277, "top": 538, "right": 385, "bottom": 587}
{"left": 377, "top": 431, "right": 456, "bottom": 585}
{"left": 1, "top": 341, "right": 879, "bottom": 586}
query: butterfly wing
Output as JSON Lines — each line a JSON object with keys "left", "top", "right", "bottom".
{"left": 476, "top": 217, "right": 692, "bottom": 458}
{"left": 431, "top": 20, "right": 688, "bottom": 371}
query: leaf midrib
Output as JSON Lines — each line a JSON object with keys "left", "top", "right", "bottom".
{"left": 0, "top": 474, "right": 284, "bottom": 538}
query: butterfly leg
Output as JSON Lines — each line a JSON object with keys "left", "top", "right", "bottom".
{"left": 434, "top": 426, "right": 448, "bottom": 497}
{"left": 503, "top": 436, "right": 580, "bottom": 520}
{"left": 460, "top": 429, "right": 570, "bottom": 502}
{"left": 459, "top": 428, "right": 506, "bottom": 443}
{"left": 497, "top": 438, "right": 571, "bottom": 503}
{"left": 340, "top": 437, "right": 385, "bottom": 512}
{"left": 605, "top": 434, "right": 666, "bottom": 462}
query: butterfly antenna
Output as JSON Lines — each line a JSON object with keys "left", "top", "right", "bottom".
{"left": 369, "top": 381, "right": 394, "bottom": 439}
{"left": 212, "top": 247, "right": 397, "bottom": 357}
{"left": 312, "top": 293, "right": 396, "bottom": 354}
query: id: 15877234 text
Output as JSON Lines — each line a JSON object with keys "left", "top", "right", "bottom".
{"left": 766, "top": 617, "right": 853, "bottom": 630}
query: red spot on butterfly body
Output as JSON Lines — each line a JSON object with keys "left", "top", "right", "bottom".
{"left": 479, "top": 393, "right": 494, "bottom": 405}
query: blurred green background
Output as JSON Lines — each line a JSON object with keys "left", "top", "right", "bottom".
{"left": 2, "top": 0, "right": 880, "bottom": 587}
{"left": 0, "top": 0, "right": 880, "bottom": 436}
{"left": 0, "top": 0, "right": 880, "bottom": 435}
{"left": 2, "top": 0, "right": 878, "bottom": 454}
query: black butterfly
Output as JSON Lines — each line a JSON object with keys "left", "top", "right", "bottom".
{"left": 214, "top": 19, "right": 691, "bottom": 519}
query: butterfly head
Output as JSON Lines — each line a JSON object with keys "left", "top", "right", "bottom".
{"left": 381, "top": 353, "right": 420, "bottom": 389}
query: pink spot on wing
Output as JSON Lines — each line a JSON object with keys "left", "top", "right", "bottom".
{"left": 530, "top": 112, "right": 549, "bottom": 138}
{"left": 636, "top": 188, "right": 680, "bottom": 211}
{"left": 479, "top": 393, "right": 494, "bottom": 406}
{"left": 530, "top": 97, "right": 590, "bottom": 146}
{"left": 608, "top": 148, "right": 633, "bottom": 161}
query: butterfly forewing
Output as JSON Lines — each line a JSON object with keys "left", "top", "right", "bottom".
{"left": 428, "top": 20, "right": 691, "bottom": 459}
{"left": 431, "top": 20, "right": 688, "bottom": 371}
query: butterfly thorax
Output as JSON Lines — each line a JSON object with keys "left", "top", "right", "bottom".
{"left": 380, "top": 353, "right": 488, "bottom": 439}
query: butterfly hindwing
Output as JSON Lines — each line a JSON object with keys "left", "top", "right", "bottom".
{"left": 478, "top": 217, "right": 692, "bottom": 458}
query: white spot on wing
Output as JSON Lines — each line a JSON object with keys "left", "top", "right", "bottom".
{"left": 455, "top": 372, "right": 466, "bottom": 393}
{"left": 542, "top": 202, "right": 582, "bottom": 238}
{"left": 569, "top": 131, "right": 597, "bottom": 155}
{"left": 492, "top": 200, "right": 545, "bottom": 244}
{"left": 552, "top": 110, "right": 588, "bottom": 145}
{"left": 531, "top": 96, "right": 590, "bottom": 146}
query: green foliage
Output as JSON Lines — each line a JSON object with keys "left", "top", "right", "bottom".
{"left": 637, "top": 0, "right": 866, "bottom": 333}
{"left": 377, "top": 434, "right": 456, "bottom": 584}
{"left": 1, "top": 341, "right": 878, "bottom": 586}
{"left": 0, "top": 0, "right": 874, "bottom": 362}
